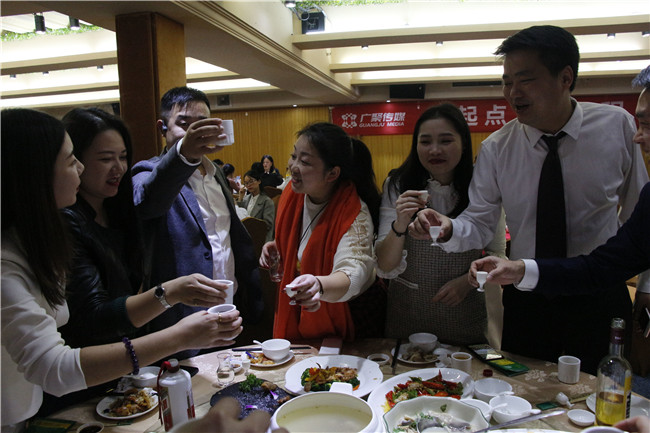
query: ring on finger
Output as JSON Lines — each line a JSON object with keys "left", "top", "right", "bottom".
{"left": 217, "top": 312, "right": 222, "bottom": 323}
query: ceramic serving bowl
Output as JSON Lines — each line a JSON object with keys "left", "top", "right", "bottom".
{"left": 489, "top": 395, "right": 533, "bottom": 423}
{"left": 383, "top": 396, "right": 489, "bottom": 433}
{"left": 460, "top": 398, "right": 492, "bottom": 421}
{"left": 261, "top": 339, "right": 291, "bottom": 361}
{"left": 271, "top": 388, "right": 378, "bottom": 433}
{"left": 408, "top": 333, "right": 438, "bottom": 353}
{"left": 473, "top": 378, "right": 512, "bottom": 403}
{"left": 127, "top": 366, "right": 160, "bottom": 388}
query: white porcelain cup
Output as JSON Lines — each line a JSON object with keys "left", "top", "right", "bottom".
{"left": 558, "top": 355, "right": 581, "bottom": 384}
{"left": 216, "top": 119, "right": 234, "bottom": 145}
{"left": 215, "top": 279, "right": 234, "bottom": 304}
{"left": 207, "top": 303, "right": 236, "bottom": 315}
{"left": 451, "top": 351, "right": 473, "bottom": 374}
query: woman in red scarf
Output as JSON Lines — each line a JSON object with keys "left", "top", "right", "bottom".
{"left": 260, "top": 123, "right": 380, "bottom": 341}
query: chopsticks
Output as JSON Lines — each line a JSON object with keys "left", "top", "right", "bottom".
{"left": 232, "top": 346, "right": 312, "bottom": 351}
{"left": 391, "top": 338, "right": 402, "bottom": 375}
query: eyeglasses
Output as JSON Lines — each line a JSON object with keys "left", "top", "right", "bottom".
{"left": 244, "top": 180, "right": 258, "bottom": 186}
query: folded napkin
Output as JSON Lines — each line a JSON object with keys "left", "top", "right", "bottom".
{"left": 318, "top": 337, "right": 342, "bottom": 355}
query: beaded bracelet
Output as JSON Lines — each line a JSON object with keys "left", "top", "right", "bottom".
{"left": 122, "top": 337, "right": 139, "bottom": 375}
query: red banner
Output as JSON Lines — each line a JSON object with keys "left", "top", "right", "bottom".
{"left": 332, "top": 94, "right": 638, "bottom": 136}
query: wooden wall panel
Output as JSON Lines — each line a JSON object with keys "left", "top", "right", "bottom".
{"left": 206, "top": 106, "right": 330, "bottom": 178}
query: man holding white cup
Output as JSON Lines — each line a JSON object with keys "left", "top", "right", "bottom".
{"left": 133, "top": 86, "right": 263, "bottom": 359}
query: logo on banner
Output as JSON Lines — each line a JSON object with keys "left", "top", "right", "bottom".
{"left": 341, "top": 113, "right": 358, "bottom": 128}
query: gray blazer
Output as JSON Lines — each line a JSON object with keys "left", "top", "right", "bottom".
{"left": 239, "top": 193, "right": 275, "bottom": 242}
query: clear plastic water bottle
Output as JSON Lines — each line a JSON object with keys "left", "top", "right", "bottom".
{"left": 157, "top": 359, "right": 195, "bottom": 431}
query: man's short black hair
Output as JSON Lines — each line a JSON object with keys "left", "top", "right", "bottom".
{"left": 632, "top": 65, "right": 650, "bottom": 91}
{"left": 495, "top": 25, "right": 580, "bottom": 92}
{"left": 160, "top": 86, "right": 211, "bottom": 124}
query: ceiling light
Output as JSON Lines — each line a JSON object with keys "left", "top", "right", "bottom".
{"left": 34, "top": 13, "right": 46, "bottom": 34}
{"left": 42, "top": 71, "right": 49, "bottom": 76}
{"left": 10, "top": 74, "right": 17, "bottom": 79}
{"left": 69, "top": 17, "right": 80, "bottom": 30}
{"left": 361, "top": 45, "right": 369, "bottom": 50}
{"left": 607, "top": 33, "right": 616, "bottom": 39}
{"left": 284, "top": 0, "right": 296, "bottom": 7}
{"left": 642, "top": 31, "right": 650, "bottom": 37}
{"left": 292, "top": 104, "right": 298, "bottom": 108}
{"left": 97, "top": 65, "right": 104, "bottom": 70}
{"left": 436, "top": 41, "right": 443, "bottom": 46}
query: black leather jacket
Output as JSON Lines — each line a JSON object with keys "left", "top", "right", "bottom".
{"left": 59, "top": 197, "right": 142, "bottom": 348}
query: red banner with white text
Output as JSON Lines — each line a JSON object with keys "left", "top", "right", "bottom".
{"left": 332, "top": 94, "right": 638, "bottom": 136}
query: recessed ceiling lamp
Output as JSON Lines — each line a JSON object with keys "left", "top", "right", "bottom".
{"left": 361, "top": 45, "right": 369, "bottom": 50}
{"left": 34, "top": 13, "right": 46, "bottom": 34}
{"left": 607, "top": 33, "right": 616, "bottom": 39}
{"left": 436, "top": 41, "right": 443, "bottom": 46}
{"left": 69, "top": 17, "right": 80, "bottom": 30}
{"left": 285, "top": 0, "right": 296, "bottom": 7}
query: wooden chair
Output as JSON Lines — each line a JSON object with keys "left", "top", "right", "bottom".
{"left": 264, "top": 186, "right": 282, "bottom": 199}
{"left": 241, "top": 217, "right": 267, "bottom": 259}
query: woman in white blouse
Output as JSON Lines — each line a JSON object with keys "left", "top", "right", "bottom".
{"left": 259, "top": 123, "right": 381, "bottom": 341}
{"left": 1, "top": 108, "right": 242, "bottom": 431}
{"left": 375, "top": 103, "right": 506, "bottom": 345}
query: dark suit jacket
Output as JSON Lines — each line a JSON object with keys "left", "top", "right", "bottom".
{"left": 535, "top": 182, "right": 650, "bottom": 296}
{"left": 132, "top": 145, "right": 263, "bottom": 358}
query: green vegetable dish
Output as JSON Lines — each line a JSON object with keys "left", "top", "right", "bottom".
{"left": 239, "top": 374, "right": 264, "bottom": 392}
{"left": 300, "top": 366, "right": 360, "bottom": 392}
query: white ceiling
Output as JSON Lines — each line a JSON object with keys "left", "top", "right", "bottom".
{"left": 1, "top": 1, "right": 649, "bottom": 111}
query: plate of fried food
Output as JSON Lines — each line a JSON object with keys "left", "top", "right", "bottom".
{"left": 284, "top": 355, "right": 383, "bottom": 398}
{"left": 96, "top": 387, "right": 158, "bottom": 420}
{"left": 248, "top": 350, "right": 295, "bottom": 368}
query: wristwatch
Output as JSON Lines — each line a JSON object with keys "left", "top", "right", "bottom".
{"left": 154, "top": 284, "right": 172, "bottom": 309}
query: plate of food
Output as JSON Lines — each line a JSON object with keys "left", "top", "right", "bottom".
{"left": 586, "top": 393, "right": 650, "bottom": 418}
{"left": 248, "top": 350, "right": 294, "bottom": 368}
{"left": 383, "top": 396, "right": 489, "bottom": 433}
{"left": 392, "top": 343, "right": 446, "bottom": 366}
{"left": 96, "top": 387, "right": 158, "bottom": 419}
{"left": 284, "top": 355, "right": 383, "bottom": 398}
{"left": 210, "top": 374, "right": 292, "bottom": 418}
{"left": 367, "top": 368, "right": 474, "bottom": 417}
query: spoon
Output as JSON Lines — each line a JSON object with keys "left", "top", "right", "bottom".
{"left": 429, "top": 225, "right": 442, "bottom": 247}
{"left": 253, "top": 339, "right": 264, "bottom": 347}
{"left": 476, "top": 271, "right": 488, "bottom": 292}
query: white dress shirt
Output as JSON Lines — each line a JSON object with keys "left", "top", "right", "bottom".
{"left": 443, "top": 100, "right": 648, "bottom": 265}
{"left": 177, "top": 141, "right": 237, "bottom": 292}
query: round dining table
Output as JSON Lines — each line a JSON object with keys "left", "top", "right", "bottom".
{"left": 45, "top": 338, "right": 648, "bottom": 433}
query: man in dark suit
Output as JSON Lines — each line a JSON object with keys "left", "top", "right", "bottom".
{"left": 132, "top": 87, "right": 263, "bottom": 359}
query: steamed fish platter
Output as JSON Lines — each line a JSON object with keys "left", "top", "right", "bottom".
{"left": 393, "top": 408, "right": 474, "bottom": 433}
{"left": 385, "top": 372, "right": 463, "bottom": 409}
{"left": 107, "top": 388, "right": 155, "bottom": 417}
{"left": 301, "top": 366, "right": 360, "bottom": 392}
